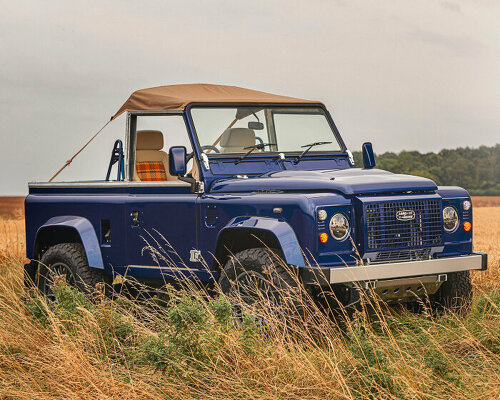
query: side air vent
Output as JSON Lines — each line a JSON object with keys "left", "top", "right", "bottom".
{"left": 205, "top": 206, "right": 218, "bottom": 227}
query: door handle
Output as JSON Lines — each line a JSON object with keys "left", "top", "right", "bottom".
{"left": 131, "top": 211, "right": 140, "bottom": 226}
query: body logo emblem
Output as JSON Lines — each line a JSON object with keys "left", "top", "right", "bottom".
{"left": 396, "top": 209, "right": 415, "bottom": 221}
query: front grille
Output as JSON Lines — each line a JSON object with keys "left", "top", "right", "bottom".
{"left": 365, "top": 199, "right": 442, "bottom": 250}
{"left": 375, "top": 248, "right": 432, "bottom": 262}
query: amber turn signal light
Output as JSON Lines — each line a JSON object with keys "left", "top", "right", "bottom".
{"left": 319, "top": 232, "right": 329, "bottom": 243}
{"left": 463, "top": 221, "right": 472, "bottom": 232}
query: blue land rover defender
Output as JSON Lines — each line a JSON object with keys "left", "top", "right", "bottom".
{"left": 24, "top": 84, "right": 487, "bottom": 310}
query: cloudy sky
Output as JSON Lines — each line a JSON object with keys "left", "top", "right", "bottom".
{"left": 1, "top": 0, "right": 498, "bottom": 195}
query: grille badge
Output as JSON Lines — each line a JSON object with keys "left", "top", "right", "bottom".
{"left": 396, "top": 209, "right": 416, "bottom": 221}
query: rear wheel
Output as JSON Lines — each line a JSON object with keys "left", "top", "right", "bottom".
{"left": 432, "top": 271, "right": 473, "bottom": 314}
{"left": 37, "top": 243, "right": 105, "bottom": 301}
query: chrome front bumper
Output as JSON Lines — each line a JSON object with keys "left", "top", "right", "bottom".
{"left": 301, "top": 252, "right": 487, "bottom": 286}
{"left": 329, "top": 253, "right": 487, "bottom": 284}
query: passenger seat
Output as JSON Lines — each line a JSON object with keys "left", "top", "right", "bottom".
{"left": 135, "top": 130, "right": 176, "bottom": 181}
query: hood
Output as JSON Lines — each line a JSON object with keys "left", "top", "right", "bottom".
{"left": 209, "top": 168, "right": 438, "bottom": 196}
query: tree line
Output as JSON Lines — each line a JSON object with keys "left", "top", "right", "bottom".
{"left": 352, "top": 144, "right": 500, "bottom": 196}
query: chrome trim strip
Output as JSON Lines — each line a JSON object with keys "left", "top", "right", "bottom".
{"left": 329, "top": 254, "right": 483, "bottom": 284}
{"left": 29, "top": 181, "right": 191, "bottom": 188}
{"left": 127, "top": 265, "right": 199, "bottom": 271}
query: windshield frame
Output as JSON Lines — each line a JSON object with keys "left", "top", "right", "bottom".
{"left": 186, "top": 102, "right": 346, "bottom": 159}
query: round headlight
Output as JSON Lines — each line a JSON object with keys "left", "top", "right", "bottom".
{"left": 329, "top": 213, "right": 350, "bottom": 240}
{"left": 463, "top": 200, "right": 471, "bottom": 211}
{"left": 318, "top": 209, "right": 328, "bottom": 221}
{"left": 443, "top": 206, "right": 459, "bottom": 232}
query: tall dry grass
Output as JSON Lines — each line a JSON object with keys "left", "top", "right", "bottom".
{"left": 0, "top": 208, "right": 498, "bottom": 399}
{"left": 471, "top": 207, "right": 500, "bottom": 291}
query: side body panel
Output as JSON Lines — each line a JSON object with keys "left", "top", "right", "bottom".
{"left": 123, "top": 191, "right": 199, "bottom": 275}
{"left": 26, "top": 184, "right": 213, "bottom": 281}
{"left": 197, "top": 192, "right": 355, "bottom": 268}
{"left": 26, "top": 191, "right": 128, "bottom": 275}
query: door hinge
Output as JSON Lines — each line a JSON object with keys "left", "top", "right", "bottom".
{"left": 190, "top": 249, "right": 203, "bottom": 263}
{"left": 194, "top": 181, "right": 204, "bottom": 194}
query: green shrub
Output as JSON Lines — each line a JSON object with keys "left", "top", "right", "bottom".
{"left": 24, "top": 290, "right": 49, "bottom": 324}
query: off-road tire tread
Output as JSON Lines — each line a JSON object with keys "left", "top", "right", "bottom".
{"left": 218, "top": 247, "right": 305, "bottom": 320}
{"left": 435, "top": 270, "right": 473, "bottom": 313}
{"left": 39, "top": 243, "right": 104, "bottom": 293}
{"left": 219, "top": 247, "right": 296, "bottom": 290}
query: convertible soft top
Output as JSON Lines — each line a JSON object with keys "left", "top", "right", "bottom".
{"left": 112, "top": 83, "right": 319, "bottom": 120}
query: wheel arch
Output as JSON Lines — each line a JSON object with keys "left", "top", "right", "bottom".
{"left": 32, "top": 216, "right": 104, "bottom": 269}
{"left": 213, "top": 216, "right": 305, "bottom": 270}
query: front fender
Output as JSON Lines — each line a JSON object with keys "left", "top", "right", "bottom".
{"left": 218, "top": 216, "right": 305, "bottom": 267}
{"left": 34, "top": 216, "right": 104, "bottom": 269}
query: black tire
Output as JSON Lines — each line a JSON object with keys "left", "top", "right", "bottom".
{"left": 37, "top": 243, "right": 105, "bottom": 301}
{"left": 218, "top": 248, "right": 301, "bottom": 314}
{"left": 432, "top": 271, "right": 473, "bottom": 314}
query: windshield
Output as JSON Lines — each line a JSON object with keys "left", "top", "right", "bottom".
{"left": 190, "top": 106, "right": 343, "bottom": 156}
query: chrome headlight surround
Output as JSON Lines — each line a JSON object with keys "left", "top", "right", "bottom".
{"left": 329, "top": 213, "right": 350, "bottom": 241}
{"left": 443, "top": 206, "right": 459, "bottom": 232}
{"left": 317, "top": 209, "right": 328, "bottom": 221}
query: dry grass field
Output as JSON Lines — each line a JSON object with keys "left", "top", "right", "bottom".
{"left": 472, "top": 196, "right": 500, "bottom": 208}
{"left": 0, "top": 198, "right": 498, "bottom": 399}
{"left": 0, "top": 196, "right": 24, "bottom": 218}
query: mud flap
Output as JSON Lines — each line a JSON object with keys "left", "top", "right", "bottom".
{"left": 24, "top": 261, "right": 38, "bottom": 288}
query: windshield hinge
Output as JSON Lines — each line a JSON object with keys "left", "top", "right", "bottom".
{"left": 200, "top": 153, "right": 210, "bottom": 170}
{"left": 346, "top": 149, "right": 355, "bottom": 166}
{"left": 179, "top": 175, "right": 205, "bottom": 194}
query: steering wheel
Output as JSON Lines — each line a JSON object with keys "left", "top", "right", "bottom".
{"left": 186, "top": 145, "right": 220, "bottom": 163}
{"left": 202, "top": 145, "right": 220, "bottom": 153}
{"left": 255, "top": 136, "right": 264, "bottom": 146}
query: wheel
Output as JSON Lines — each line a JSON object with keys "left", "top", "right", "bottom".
{"left": 218, "top": 248, "right": 300, "bottom": 312}
{"left": 37, "top": 243, "right": 105, "bottom": 301}
{"left": 432, "top": 271, "right": 473, "bottom": 314}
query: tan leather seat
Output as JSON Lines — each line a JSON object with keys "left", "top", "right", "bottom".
{"left": 219, "top": 128, "right": 255, "bottom": 153}
{"left": 134, "top": 130, "right": 176, "bottom": 181}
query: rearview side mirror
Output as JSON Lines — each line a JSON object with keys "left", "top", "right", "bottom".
{"left": 248, "top": 121, "right": 264, "bottom": 130}
{"left": 169, "top": 146, "right": 187, "bottom": 176}
{"left": 362, "top": 142, "right": 376, "bottom": 169}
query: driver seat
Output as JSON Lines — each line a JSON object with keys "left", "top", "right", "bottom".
{"left": 134, "top": 130, "right": 176, "bottom": 181}
{"left": 220, "top": 128, "right": 255, "bottom": 153}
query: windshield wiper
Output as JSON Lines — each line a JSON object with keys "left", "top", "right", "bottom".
{"left": 237, "top": 143, "right": 276, "bottom": 163}
{"left": 295, "top": 141, "right": 332, "bottom": 162}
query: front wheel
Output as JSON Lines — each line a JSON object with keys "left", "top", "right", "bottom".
{"left": 431, "top": 271, "right": 473, "bottom": 314}
{"left": 37, "top": 243, "right": 105, "bottom": 301}
{"left": 218, "top": 248, "right": 300, "bottom": 311}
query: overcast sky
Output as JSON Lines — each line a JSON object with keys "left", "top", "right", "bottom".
{"left": 1, "top": 0, "right": 498, "bottom": 195}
